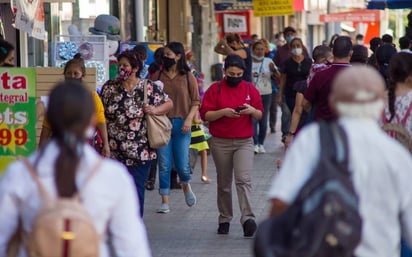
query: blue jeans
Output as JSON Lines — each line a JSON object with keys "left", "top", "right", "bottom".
{"left": 157, "top": 118, "right": 192, "bottom": 195}
{"left": 127, "top": 161, "right": 152, "bottom": 217}
{"left": 253, "top": 94, "right": 271, "bottom": 145}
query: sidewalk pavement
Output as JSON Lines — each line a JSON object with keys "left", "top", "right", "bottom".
{"left": 143, "top": 128, "right": 286, "bottom": 257}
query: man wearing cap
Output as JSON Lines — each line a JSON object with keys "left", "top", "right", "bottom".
{"left": 268, "top": 65, "right": 412, "bottom": 256}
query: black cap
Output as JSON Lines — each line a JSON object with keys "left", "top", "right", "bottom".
{"left": 224, "top": 54, "right": 246, "bottom": 70}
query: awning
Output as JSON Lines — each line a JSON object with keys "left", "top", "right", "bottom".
{"left": 367, "top": 0, "right": 412, "bottom": 9}
{"left": 320, "top": 10, "right": 381, "bottom": 22}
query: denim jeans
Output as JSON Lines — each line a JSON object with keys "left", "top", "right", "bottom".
{"left": 127, "top": 161, "right": 152, "bottom": 217}
{"left": 157, "top": 118, "right": 192, "bottom": 195}
{"left": 253, "top": 94, "right": 271, "bottom": 145}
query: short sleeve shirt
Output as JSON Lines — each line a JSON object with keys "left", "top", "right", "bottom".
{"left": 304, "top": 64, "right": 351, "bottom": 121}
{"left": 100, "top": 79, "right": 169, "bottom": 166}
{"left": 282, "top": 57, "right": 312, "bottom": 98}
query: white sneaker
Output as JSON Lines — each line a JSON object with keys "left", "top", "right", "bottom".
{"left": 258, "top": 145, "right": 266, "bottom": 153}
{"left": 254, "top": 145, "right": 260, "bottom": 154}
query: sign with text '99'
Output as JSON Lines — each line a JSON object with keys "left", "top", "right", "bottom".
{"left": 223, "top": 14, "right": 248, "bottom": 33}
{"left": 0, "top": 68, "right": 36, "bottom": 174}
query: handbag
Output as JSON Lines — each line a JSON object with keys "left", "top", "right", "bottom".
{"left": 143, "top": 80, "right": 172, "bottom": 148}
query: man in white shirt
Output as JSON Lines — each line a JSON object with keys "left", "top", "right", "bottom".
{"left": 268, "top": 65, "right": 412, "bottom": 257}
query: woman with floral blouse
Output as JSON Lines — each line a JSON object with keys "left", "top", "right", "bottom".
{"left": 100, "top": 49, "right": 173, "bottom": 216}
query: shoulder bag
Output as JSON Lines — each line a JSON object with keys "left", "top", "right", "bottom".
{"left": 143, "top": 80, "right": 172, "bottom": 148}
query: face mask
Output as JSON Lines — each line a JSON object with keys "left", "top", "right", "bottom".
{"left": 65, "top": 77, "right": 82, "bottom": 83}
{"left": 291, "top": 48, "right": 303, "bottom": 56}
{"left": 251, "top": 54, "right": 264, "bottom": 61}
{"left": 162, "top": 56, "right": 176, "bottom": 69}
{"left": 226, "top": 76, "right": 243, "bottom": 87}
{"left": 2, "top": 63, "right": 14, "bottom": 67}
{"left": 118, "top": 68, "right": 132, "bottom": 81}
{"left": 286, "top": 36, "right": 294, "bottom": 44}
{"left": 357, "top": 40, "right": 363, "bottom": 45}
{"left": 84, "top": 126, "right": 95, "bottom": 139}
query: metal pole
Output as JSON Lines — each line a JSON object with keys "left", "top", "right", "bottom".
{"left": 135, "top": 0, "right": 144, "bottom": 41}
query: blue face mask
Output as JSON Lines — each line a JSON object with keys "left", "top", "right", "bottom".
{"left": 286, "top": 36, "right": 294, "bottom": 44}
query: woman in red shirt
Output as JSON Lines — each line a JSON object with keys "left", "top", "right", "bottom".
{"left": 200, "top": 54, "right": 263, "bottom": 237}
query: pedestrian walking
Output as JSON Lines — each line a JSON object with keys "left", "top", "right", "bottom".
{"left": 200, "top": 54, "right": 263, "bottom": 237}
{"left": 100, "top": 49, "right": 173, "bottom": 216}
{"left": 0, "top": 81, "right": 152, "bottom": 257}
{"left": 152, "top": 42, "right": 200, "bottom": 214}
{"left": 268, "top": 65, "right": 412, "bottom": 257}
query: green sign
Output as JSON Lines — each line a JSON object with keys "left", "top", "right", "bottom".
{"left": 0, "top": 68, "right": 36, "bottom": 174}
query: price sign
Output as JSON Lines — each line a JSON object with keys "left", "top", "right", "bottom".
{"left": 0, "top": 68, "right": 36, "bottom": 174}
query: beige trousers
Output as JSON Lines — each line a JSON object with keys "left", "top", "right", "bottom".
{"left": 209, "top": 136, "right": 256, "bottom": 225}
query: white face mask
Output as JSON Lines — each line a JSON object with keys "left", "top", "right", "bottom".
{"left": 335, "top": 100, "right": 384, "bottom": 120}
{"left": 291, "top": 48, "right": 303, "bottom": 56}
{"left": 84, "top": 126, "right": 95, "bottom": 139}
{"left": 357, "top": 40, "right": 363, "bottom": 45}
{"left": 251, "top": 54, "right": 264, "bottom": 61}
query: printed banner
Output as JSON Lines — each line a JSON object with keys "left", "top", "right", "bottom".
{"left": 253, "top": 0, "right": 294, "bottom": 17}
{"left": 223, "top": 14, "right": 248, "bottom": 33}
{"left": 0, "top": 68, "right": 36, "bottom": 175}
{"left": 11, "top": 0, "right": 46, "bottom": 40}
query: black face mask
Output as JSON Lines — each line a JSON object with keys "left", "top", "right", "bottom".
{"left": 162, "top": 56, "right": 176, "bottom": 69}
{"left": 226, "top": 76, "right": 242, "bottom": 87}
{"left": 65, "top": 77, "right": 82, "bottom": 83}
{"left": 2, "top": 63, "right": 14, "bottom": 67}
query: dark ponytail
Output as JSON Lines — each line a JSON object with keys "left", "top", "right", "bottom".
{"left": 387, "top": 52, "right": 412, "bottom": 122}
{"left": 46, "top": 80, "right": 95, "bottom": 197}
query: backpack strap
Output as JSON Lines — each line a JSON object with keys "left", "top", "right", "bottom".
{"left": 20, "top": 157, "right": 52, "bottom": 204}
{"left": 399, "top": 101, "right": 412, "bottom": 125}
{"left": 74, "top": 159, "right": 104, "bottom": 200}
{"left": 318, "top": 121, "right": 349, "bottom": 168}
{"left": 20, "top": 157, "right": 103, "bottom": 202}
{"left": 157, "top": 70, "right": 162, "bottom": 81}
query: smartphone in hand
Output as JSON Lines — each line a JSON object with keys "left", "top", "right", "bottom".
{"left": 235, "top": 105, "right": 247, "bottom": 112}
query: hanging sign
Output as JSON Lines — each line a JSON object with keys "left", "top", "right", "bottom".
{"left": 0, "top": 68, "right": 36, "bottom": 175}
{"left": 11, "top": 0, "right": 46, "bottom": 40}
{"left": 253, "top": 0, "right": 294, "bottom": 17}
{"left": 223, "top": 14, "right": 248, "bottom": 33}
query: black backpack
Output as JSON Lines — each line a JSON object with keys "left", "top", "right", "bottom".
{"left": 254, "top": 121, "right": 362, "bottom": 257}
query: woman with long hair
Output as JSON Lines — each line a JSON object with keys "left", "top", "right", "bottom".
{"left": 152, "top": 41, "right": 200, "bottom": 213}
{"left": 214, "top": 33, "right": 252, "bottom": 82}
{"left": 100, "top": 49, "right": 173, "bottom": 216}
{"left": 380, "top": 52, "right": 412, "bottom": 145}
{"left": 0, "top": 81, "right": 152, "bottom": 257}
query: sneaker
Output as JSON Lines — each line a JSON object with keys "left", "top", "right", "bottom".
{"left": 156, "top": 203, "right": 170, "bottom": 213}
{"left": 184, "top": 184, "right": 196, "bottom": 207}
{"left": 254, "top": 145, "right": 260, "bottom": 154}
{"left": 217, "top": 222, "right": 230, "bottom": 234}
{"left": 258, "top": 145, "right": 266, "bottom": 153}
{"left": 243, "top": 219, "right": 257, "bottom": 237}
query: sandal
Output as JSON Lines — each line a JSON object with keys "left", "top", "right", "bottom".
{"left": 201, "top": 176, "right": 211, "bottom": 184}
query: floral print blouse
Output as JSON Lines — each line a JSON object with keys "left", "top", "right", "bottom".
{"left": 100, "top": 79, "right": 169, "bottom": 166}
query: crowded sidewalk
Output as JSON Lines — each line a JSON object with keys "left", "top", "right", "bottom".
{"left": 143, "top": 123, "right": 285, "bottom": 257}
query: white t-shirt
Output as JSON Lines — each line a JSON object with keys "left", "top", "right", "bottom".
{"left": 251, "top": 57, "right": 274, "bottom": 95}
{"left": 268, "top": 118, "right": 412, "bottom": 257}
{"left": 0, "top": 141, "right": 152, "bottom": 257}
